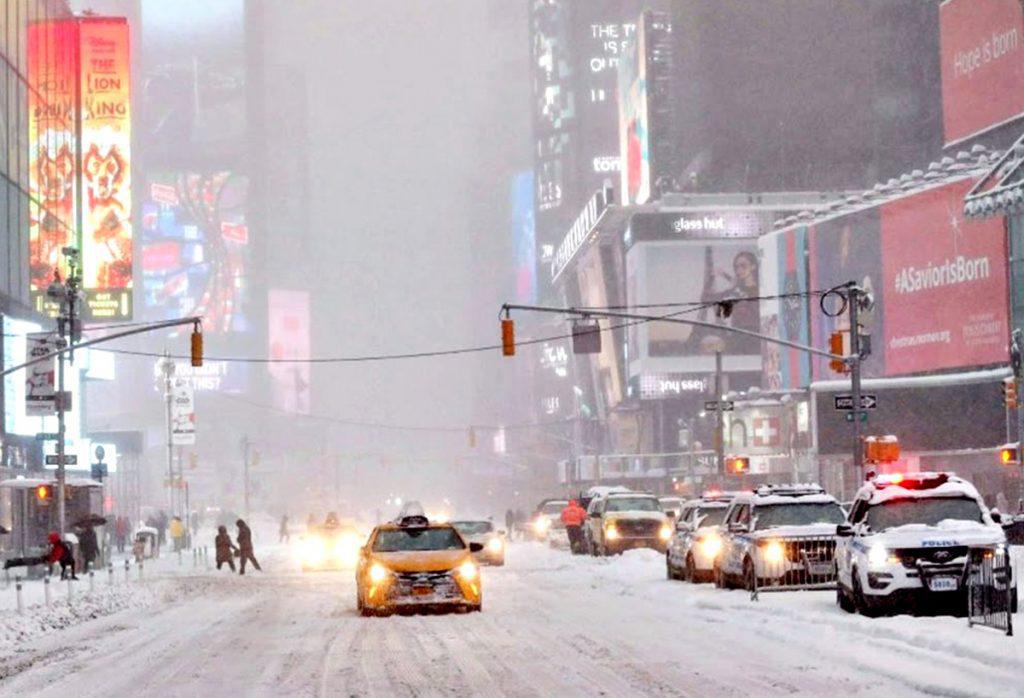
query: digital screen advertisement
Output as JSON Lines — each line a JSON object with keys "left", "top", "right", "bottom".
{"left": 940, "top": 0, "right": 1024, "bottom": 145}
{"left": 759, "top": 226, "right": 811, "bottom": 391}
{"left": 617, "top": 16, "right": 650, "bottom": 206}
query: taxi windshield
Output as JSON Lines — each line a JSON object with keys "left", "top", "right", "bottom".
{"left": 755, "top": 502, "right": 845, "bottom": 528}
{"left": 696, "top": 508, "right": 727, "bottom": 528}
{"left": 372, "top": 527, "right": 465, "bottom": 552}
{"left": 605, "top": 497, "right": 660, "bottom": 513}
{"left": 453, "top": 521, "right": 493, "bottom": 535}
{"left": 866, "top": 496, "right": 984, "bottom": 530}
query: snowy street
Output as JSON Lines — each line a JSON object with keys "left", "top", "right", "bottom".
{"left": 0, "top": 541, "right": 1020, "bottom": 697}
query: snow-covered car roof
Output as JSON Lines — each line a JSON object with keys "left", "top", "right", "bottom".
{"left": 586, "top": 485, "right": 632, "bottom": 498}
{"left": 685, "top": 498, "right": 730, "bottom": 508}
{"left": 732, "top": 485, "right": 838, "bottom": 507}
{"left": 855, "top": 472, "right": 984, "bottom": 505}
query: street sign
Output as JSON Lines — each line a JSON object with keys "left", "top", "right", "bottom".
{"left": 833, "top": 394, "right": 877, "bottom": 411}
{"left": 845, "top": 412, "right": 869, "bottom": 423}
{"left": 45, "top": 454, "right": 77, "bottom": 466}
{"left": 34, "top": 432, "right": 60, "bottom": 441}
{"left": 704, "top": 400, "right": 735, "bottom": 412}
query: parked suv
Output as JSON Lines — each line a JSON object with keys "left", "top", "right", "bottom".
{"left": 716, "top": 484, "right": 845, "bottom": 590}
{"left": 585, "top": 492, "right": 672, "bottom": 556}
{"left": 835, "top": 472, "right": 1011, "bottom": 616}
{"left": 666, "top": 491, "right": 735, "bottom": 582}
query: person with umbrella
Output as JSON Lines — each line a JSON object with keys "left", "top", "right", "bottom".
{"left": 78, "top": 524, "right": 99, "bottom": 572}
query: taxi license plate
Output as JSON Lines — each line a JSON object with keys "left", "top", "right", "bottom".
{"left": 928, "top": 577, "right": 958, "bottom": 592}
{"left": 412, "top": 586, "right": 433, "bottom": 596}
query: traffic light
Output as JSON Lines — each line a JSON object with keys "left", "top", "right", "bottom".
{"left": 35, "top": 484, "right": 52, "bottom": 503}
{"left": 1003, "top": 377, "right": 1018, "bottom": 409}
{"left": 501, "top": 318, "right": 515, "bottom": 357}
{"left": 864, "top": 435, "right": 900, "bottom": 463}
{"left": 829, "top": 331, "right": 849, "bottom": 374}
{"left": 191, "top": 328, "right": 203, "bottom": 367}
{"left": 726, "top": 456, "right": 749, "bottom": 474}
{"left": 1000, "top": 444, "right": 1020, "bottom": 465}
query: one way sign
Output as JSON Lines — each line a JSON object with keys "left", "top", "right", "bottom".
{"left": 833, "top": 394, "right": 878, "bottom": 411}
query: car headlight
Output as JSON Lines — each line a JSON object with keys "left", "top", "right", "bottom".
{"left": 534, "top": 516, "right": 551, "bottom": 534}
{"left": 700, "top": 533, "right": 722, "bottom": 558}
{"left": 486, "top": 537, "right": 503, "bottom": 553}
{"left": 763, "top": 540, "right": 785, "bottom": 565}
{"left": 605, "top": 523, "right": 620, "bottom": 540}
{"left": 659, "top": 524, "right": 673, "bottom": 541}
{"left": 303, "top": 537, "right": 326, "bottom": 563}
{"left": 457, "top": 560, "right": 478, "bottom": 580}
{"left": 335, "top": 534, "right": 361, "bottom": 563}
{"left": 867, "top": 543, "right": 890, "bottom": 569}
{"left": 368, "top": 562, "right": 389, "bottom": 583}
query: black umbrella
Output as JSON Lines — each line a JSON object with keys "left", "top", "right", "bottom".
{"left": 74, "top": 515, "right": 109, "bottom": 528}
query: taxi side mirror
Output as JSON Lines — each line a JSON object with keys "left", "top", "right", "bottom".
{"left": 836, "top": 523, "right": 854, "bottom": 537}
{"left": 589, "top": 510, "right": 600, "bottom": 518}
{"left": 990, "top": 510, "right": 1003, "bottom": 524}
{"left": 469, "top": 542, "right": 484, "bottom": 553}
{"left": 666, "top": 511, "right": 677, "bottom": 519}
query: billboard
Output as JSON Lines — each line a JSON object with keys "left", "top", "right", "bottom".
{"left": 25, "top": 333, "right": 58, "bottom": 417}
{"left": 759, "top": 227, "right": 811, "bottom": 391}
{"left": 170, "top": 377, "right": 196, "bottom": 446}
{"left": 27, "top": 20, "right": 79, "bottom": 310}
{"left": 511, "top": 171, "right": 537, "bottom": 304}
{"left": 809, "top": 178, "right": 1008, "bottom": 380}
{"left": 626, "top": 239, "right": 762, "bottom": 377}
{"left": 27, "top": 18, "right": 133, "bottom": 321}
{"left": 617, "top": 16, "right": 650, "bottom": 205}
{"left": 268, "top": 290, "right": 311, "bottom": 415}
{"left": 940, "top": 0, "right": 1024, "bottom": 145}
{"left": 881, "top": 179, "right": 1008, "bottom": 374}
{"left": 140, "top": 172, "right": 250, "bottom": 333}
{"left": 80, "top": 18, "right": 133, "bottom": 320}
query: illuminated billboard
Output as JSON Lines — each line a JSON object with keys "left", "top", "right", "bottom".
{"left": 940, "top": 0, "right": 1024, "bottom": 145}
{"left": 27, "top": 17, "right": 133, "bottom": 321}
{"left": 140, "top": 172, "right": 250, "bottom": 333}
{"left": 268, "top": 290, "right": 311, "bottom": 415}
{"left": 617, "top": 16, "right": 650, "bottom": 206}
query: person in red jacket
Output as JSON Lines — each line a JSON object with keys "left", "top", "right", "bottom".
{"left": 46, "top": 532, "right": 77, "bottom": 580}
{"left": 560, "top": 500, "right": 587, "bottom": 554}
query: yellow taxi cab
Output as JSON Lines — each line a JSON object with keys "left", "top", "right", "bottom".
{"left": 297, "top": 513, "right": 364, "bottom": 572}
{"left": 356, "top": 514, "right": 484, "bottom": 616}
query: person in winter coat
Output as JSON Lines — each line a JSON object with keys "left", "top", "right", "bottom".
{"left": 169, "top": 516, "right": 186, "bottom": 552}
{"left": 215, "top": 525, "right": 237, "bottom": 571}
{"left": 3, "top": 532, "right": 76, "bottom": 579}
{"left": 114, "top": 516, "right": 129, "bottom": 553}
{"left": 78, "top": 525, "right": 99, "bottom": 571}
{"left": 235, "top": 519, "right": 261, "bottom": 574}
{"left": 560, "top": 500, "right": 588, "bottom": 554}
{"left": 279, "top": 514, "right": 290, "bottom": 543}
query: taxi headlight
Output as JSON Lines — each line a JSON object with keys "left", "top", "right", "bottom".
{"left": 867, "top": 543, "right": 889, "bottom": 569}
{"left": 534, "top": 516, "right": 551, "bottom": 534}
{"left": 659, "top": 524, "right": 673, "bottom": 541}
{"left": 700, "top": 534, "right": 722, "bottom": 558}
{"left": 605, "top": 523, "right": 620, "bottom": 540}
{"left": 486, "top": 537, "right": 503, "bottom": 554}
{"left": 368, "top": 562, "right": 389, "bottom": 583}
{"left": 763, "top": 540, "right": 785, "bottom": 565}
{"left": 457, "top": 560, "right": 478, "bottom": 580}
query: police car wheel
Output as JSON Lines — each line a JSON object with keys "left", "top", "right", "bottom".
{"left": 852, "top": 571, "right": 878, "bottom": 617}
{"left": 837, "top": 583, "right": 855, "bottom": 613}
{"left": 684, "top": 555, "right": 696, "bottom": 582}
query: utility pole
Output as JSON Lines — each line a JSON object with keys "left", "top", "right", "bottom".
{"left": 161, "top": 353, "right": 176, "bottom": 516}
{"left": 714, "top": 350, "right": 724, "bottom": 474}
{"left": 848, "top": 286, "right": 864, "bottom": 487}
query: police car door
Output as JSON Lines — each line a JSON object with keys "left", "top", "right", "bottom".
{"left": 724, "top": 504, "right": 750, "bottom": 575}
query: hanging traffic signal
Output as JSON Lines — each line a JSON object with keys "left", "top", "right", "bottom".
{"left": 501, "top": 318, "right": 515, "bottom": 356}
{"left": 829, "top": 331, "right": 849, "bottom": 374}
{"left": 1003, "top": 377, "right": 1018, "bottom": 409}
{"left": 864, "top": 435, "right": 900, "bottom": 464}
{"left": 1000, "top": 444, "right": 1020, "bottom": 465}
{"left": 35, "top": 484, "right": 52, "bottom": 503}
{"left": 726, "top": 456, "right": 749, "bottom": 474}
{"left": 191, "top": 328, "right": 203, "bottom": 367}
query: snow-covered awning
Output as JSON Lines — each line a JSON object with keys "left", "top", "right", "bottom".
{"left": 965, "top": 132, "right": 1024, "bottom": 218}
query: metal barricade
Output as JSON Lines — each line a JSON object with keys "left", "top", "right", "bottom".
{"left": 967, "top": 546, "right": 1014, "bottom": 636}
{"left": 751, "top": 534, "right": 837, "bottom": 601}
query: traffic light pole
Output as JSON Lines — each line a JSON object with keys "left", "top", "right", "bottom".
{"left": 714, "top": 351, "right": 724, "bottom": 474}
{"left": 849, "top": 287, "right": 864, "bottom": 487}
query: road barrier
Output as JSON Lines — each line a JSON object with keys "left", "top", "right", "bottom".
{"left": 967, "top": 546, "right": 1015, "bottom": 636}
{"left": 750, "top": 534, "right": 838, "bottom": 601}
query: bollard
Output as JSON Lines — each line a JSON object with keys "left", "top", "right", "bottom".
{"left": 108, "top": 563, "right": 114, "bottom": 586}
{"left": 124, "top": 558, "right": 130, "bottom": 582}
{"left": 177, "top": 549, "right": 182, "bottom": 566}
{"left": 138, "top": 560, "right": 144, "bottom": 582}
{"left": 43, "top": 576, "right": 51, "bottom": 606}
{"left": 15, "top": 578, "right": 23, "bottom": 615}
{"left": 193, "top": 548, "right": 198, "bottom": 568}
{"left": 67, "top": 577, "right": 73, "bottom": 603}
{"left": 89, "top": 571, "right": 95, "bottom": 594}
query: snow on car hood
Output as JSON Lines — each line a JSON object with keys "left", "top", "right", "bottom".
{"left": 873, "top": 520, "right": 1005, "bottom": 548}
{"left": 604, "top": 511, "right": 667, "bottom": 523}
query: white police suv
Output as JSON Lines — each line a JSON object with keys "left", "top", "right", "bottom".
{"left": 716, "top": 484, "right": 846, "bottom": 591}
{"left": 666, "top": 491, "right": 734, "bottom": 582}
{"left": 835, "top": 472, "right": 1009, "bottom": 616}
